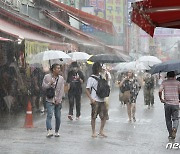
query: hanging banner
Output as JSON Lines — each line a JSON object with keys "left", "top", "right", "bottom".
{"left": 25, "top": 40, "right": 49, "bottom": 62}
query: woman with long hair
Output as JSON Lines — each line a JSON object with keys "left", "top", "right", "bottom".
{"left": 119, "top": 70, "right": 141, "bottom": 122}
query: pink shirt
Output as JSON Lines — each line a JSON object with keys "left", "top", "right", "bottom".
{"left": 159, "top": 79, "right": 180, "bottom": 105}
{"left": 42, "top": 73, "right": 64, "bottom": 104}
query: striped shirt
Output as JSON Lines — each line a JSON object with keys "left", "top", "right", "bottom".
{"left": 159, "top": 79, "right": 180, "bottom": 105}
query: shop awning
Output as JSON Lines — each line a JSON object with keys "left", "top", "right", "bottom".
{"left": 0, "top": 37, "right": 12, "bottom": 41}
{"left": 131, "top": 0, "right": 180, "bottom": 37}
{"left": 46, "top": 0, "right": 116, "bottom": 35}
{"left": 0, "top": 7, "right": 105, "bottom": 48}
{"left": 43, "top": 10, "right": 106, "bottom": 47}
{"left": 0, "top": 18, "right": 61, "bottom": 44}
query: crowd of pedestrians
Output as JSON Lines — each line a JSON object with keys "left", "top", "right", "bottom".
{"left": 39, "top": 62, "right": 180, "bottom": 140}
{"left": 1, "top": 60, "right": 179, "bottom": 141}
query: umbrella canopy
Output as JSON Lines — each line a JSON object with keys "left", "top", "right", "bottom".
{"left": 112, "top": 62, "right": 127, "bottom": 71}
{"left": 29, "top": 50, "right": 72, "bottom": 65}
{"left": 137, "top": 56, "right": 162, "bottom": 68}
{"left": 131, "top": 0, "right": 180, "bottom": 37}
{"left": 68, "top": 52, "right": 91, "bottom": 61}
{"left": 114, "top": 61, "right": 148, "bottom": 72}
{"left": 150, "top": 59, "right": 180, "bottom": 74}
{"left": 88, "top": 54, "right": 126, "bottom": 63}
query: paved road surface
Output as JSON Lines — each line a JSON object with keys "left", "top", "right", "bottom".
{"left": 0, "top": 88, "right": 179, "bottom": 154}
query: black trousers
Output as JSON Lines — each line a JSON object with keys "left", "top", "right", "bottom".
{"left": 68, "top": 93, "right": 81, "bottom": 117}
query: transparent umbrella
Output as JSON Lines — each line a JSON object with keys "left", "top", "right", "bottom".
{"left": 137, "top": 56, "right": 162, "bottom": 68}
{"left": 29, "top": 50, "right": 72, "bottom": 66}
{"left": 68, "top": 52, "right": 91, "bottom": 61}
{"left": 116, "top": 61, "right": 148, "bottom": 72}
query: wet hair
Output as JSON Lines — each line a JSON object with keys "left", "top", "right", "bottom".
{"left": 167, "top": 71, "right": 175, "bottom": 78}
{"left": 92, "top": 62, "right": 101, "bottom": 75}
{"left": 71, "top": 61, "right": 79, "bottom": 68}
{"left": 50, "top": 63, "right": 61, "bottom": 72}
{"left": 127, "top": 70, "right": 134, "bottom": 76}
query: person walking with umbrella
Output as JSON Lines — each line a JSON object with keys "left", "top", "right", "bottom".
{"left": 143, "top": 70, "right": 155, "bottom": 109}
{"left": 119, "top": 70, "right": 141, "bottom": 122}
{"left": 42, "top": 64, "right": 64, "bottom": 137}
{"left": 159, "top": 71, "right": 180, "bottom": 140}
{"left": 66, "top": 62, "right": 85, "bottom": 120}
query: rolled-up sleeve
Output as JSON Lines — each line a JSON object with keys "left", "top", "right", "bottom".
{"left": 42, "top": 74, "right": 56, "bottom": 90}
{"left": 55, "top": 76, "right": 64, "bottom": 104}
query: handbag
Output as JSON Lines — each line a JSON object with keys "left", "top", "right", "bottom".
{"left": 46, "top": 77, "right": 59, "bottom": 99}
{"left": 122, "top": 90, "right": 131, "bottom": 103}
{"left": 64, "top": 83, "right": 70, "bottom": 94}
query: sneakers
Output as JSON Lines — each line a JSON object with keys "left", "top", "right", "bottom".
{"left": 68, "top": 115, "right": 73, "bottom": 121}
{"left": 76, "top": 117, "right": 80, "bottom": 120}
{"left": 133, "top": 117, "right": 136, "bottom": 122}
{"left": 46, "top": 130, "right": 53, "bottom": 137}
{"left": 168, "top": 135, "right": 173, "bottom": 140}
{"left": 172, "top": 128, "right": 177, "bottom": 139}
{"left": 54, "top": 132, "right": 60, "bottom": 137}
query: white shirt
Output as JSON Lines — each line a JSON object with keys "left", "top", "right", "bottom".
{"left": 86, "top": 75, "right": 104, "bottom": 102}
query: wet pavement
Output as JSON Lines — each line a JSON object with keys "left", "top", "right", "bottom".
{"left": 0, "top": 87, "right": 179, "bottom": 154}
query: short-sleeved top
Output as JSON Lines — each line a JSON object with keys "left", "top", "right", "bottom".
{"left": 86, "top": 75, "right": 104, "bottom": 102}
{"left": 144, "top": 74, "right": 154, "bottom": 89}
{"left": 67, "top": 70, "right": 84, "bottom": 94}
{"left": 159, "top": 79, "right": 180, "bottom": 105}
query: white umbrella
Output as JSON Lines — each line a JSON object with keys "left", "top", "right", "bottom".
{"left": 120, "top": 61, "right": 148, "bottom": 72}
{"left": 68, "top": 52, "right": 91, "bottom": 61}
{"left": 114, "top": 61, "right": 148, "bottom": 72}
{"left": 137, "top": 56, "right": 162, "bottom": 67}
{"left": 112, "top": 62, "right": 127, "bottom": 71}
{"left": 29, "top": 50, "right": 72, "bottom": 65}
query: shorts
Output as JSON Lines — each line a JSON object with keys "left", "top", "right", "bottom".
{"left": 91, "top": 101, "right": 108, "bottom": 120}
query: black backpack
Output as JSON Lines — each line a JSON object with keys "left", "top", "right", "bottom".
{"left": 91, "top": 75, "right": 110, "bottom": 98}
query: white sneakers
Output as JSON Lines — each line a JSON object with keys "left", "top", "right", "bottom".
{"left": 46, "top": 130, "right": 53, "bottom": 137}
{"left": 54, "top": 132, "right": 60, "bottom": 137}
{"left": 46, "top": 130, "right": 60, "bottom": 137}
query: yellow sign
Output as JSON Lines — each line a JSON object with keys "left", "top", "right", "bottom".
{"left": 25, "top": 40, "right": 49, "bottom": 62}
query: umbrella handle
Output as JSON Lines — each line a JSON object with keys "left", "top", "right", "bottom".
{"left": 49, "top": 60, "right": 51, "bottom": 69}
{"left": 159, "top": 71, "right": 161, "bottom": 79}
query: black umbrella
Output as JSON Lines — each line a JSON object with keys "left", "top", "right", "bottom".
{"left": 88, "top": 54, "right": 126, "bottom": 63}
{"left": 150, "top": 59, "right": 180, "bottom": 74}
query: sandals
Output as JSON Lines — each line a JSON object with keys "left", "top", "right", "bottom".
{"left": 98, "top": 133, "right": 107, "bottom": 137}
{"left": 68, "top": 115, "right": 73, "bottom": 121}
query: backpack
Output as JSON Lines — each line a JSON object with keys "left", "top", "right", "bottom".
{"left": 91, "top": 75, "right": 110, "bottom": 98}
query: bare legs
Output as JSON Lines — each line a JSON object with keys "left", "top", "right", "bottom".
{"left": 91, "top": 118, "right": 107, "bottom": 137}
{"left": 91, "top": 118, "right": 97, "bottom": 137}
{"left": 127, "top": 103, "right": 136, "bottom": 122}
